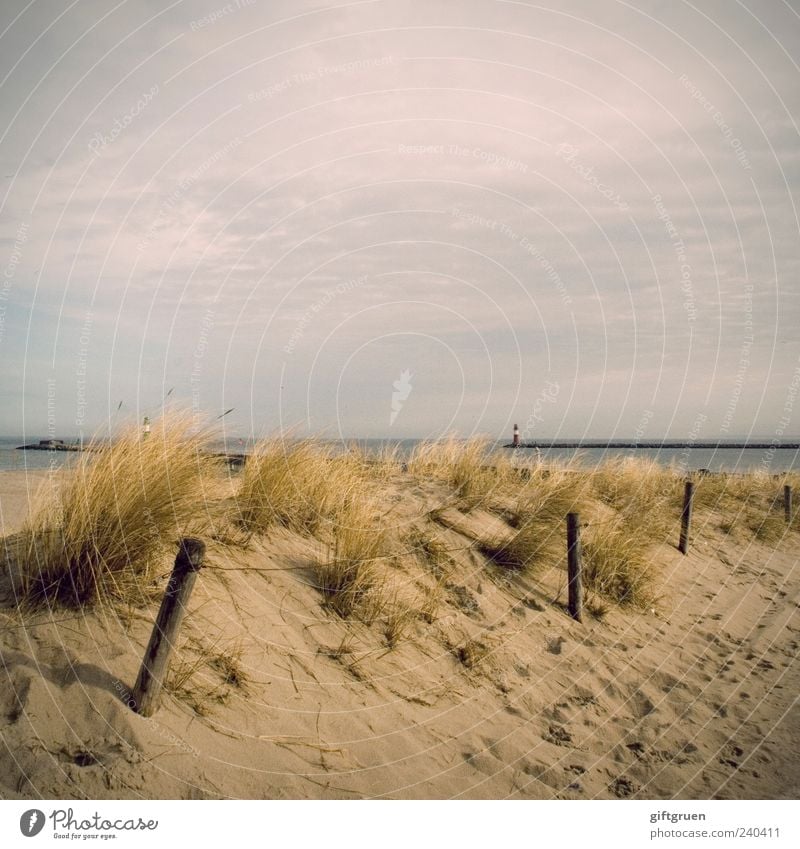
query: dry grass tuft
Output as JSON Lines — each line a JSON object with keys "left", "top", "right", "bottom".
{"left": 746, "top": 506, "right": 789, "bottom": 544}
{"left": 455, "top": 638, "right": 489, "bottom": 669}
{"left": 581, "top": 517, "right": 658, "bottom": 609}
{"left": 418, "top": 577, "right": 447, "bottom": 624}
{"left": 585, "top": 595, "right": 610, "bottom": 621}
{"left": 210, "top": 642, "right": 250, "bottom": 690}
{"left": 16, "top": 414, "right": 219, "bottom": 608}
{"left": 590, "top": 457, "right": 681, "bottom": 543}
{"left": 235, "top": 438, "right": 347, "bottom": 536}
{"left": 406, "top": 526, "right": 453, "bottom": 579}
{"left": 382, "top": 595, "right": 418, "bottom": 647}
{"left": 691, "top": 472, "right": 752, "bottom": 512}
{"left": 166, "top": 638, "right": 249, "bottom": 716}
{"left": 353, "top": 441, "right": 404, "bottom": 482}
{"left": 407, "top": 436, "right": 515, "bottom": 508}
{"left": 482, "top": 467, "right": 587, "bottom": 574}
{"left": 314, "top": 497, "right": 388, "bottom": 619}
{"left": 693, "top": 471, "right": 797, "bottom": 543}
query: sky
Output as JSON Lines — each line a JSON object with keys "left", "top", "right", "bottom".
{"left": 0, "top": 0, "right": 798, "bottom": 441}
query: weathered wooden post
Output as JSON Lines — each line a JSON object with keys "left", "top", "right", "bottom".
{"left": 130, "top": 538, "right": 205, "bottom": 717}
{"left": 784, "top": 484, "right": 793, "bottom": 523}
{"left": 566, "top": 512, "right": 582, "bottom": 622}
{"left": 678, "top": 480, "right": 694, "bottom": 554}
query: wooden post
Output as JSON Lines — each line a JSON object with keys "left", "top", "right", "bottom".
{"left": 784, "top": 485, "right": 792, "bottom": 523}
{"left": 567, "top": 512, "right": 582, "bottom": 622}
{"left": 130, "top": 538, "right": 205, "bottom": 717}
{"left": 678, "top": 480, "right": 694, "bottom": 554}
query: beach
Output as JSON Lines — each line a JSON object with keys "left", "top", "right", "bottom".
{"left": 0, "top": 456, "right": 798, "bottom": 800}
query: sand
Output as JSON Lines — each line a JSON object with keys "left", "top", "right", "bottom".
{"left": 0, "top": 470, "right": 50, "bottom": 538}
{"left": 0, "top": 468, "right": 798, "bottom": 800}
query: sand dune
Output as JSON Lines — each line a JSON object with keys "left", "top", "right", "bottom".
{"left": 0, "top": 467, "right": 798, "bottom": 799}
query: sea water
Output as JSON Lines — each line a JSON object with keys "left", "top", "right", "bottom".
{"left": 2, "top": 436, "right": 798, "bottom": 474}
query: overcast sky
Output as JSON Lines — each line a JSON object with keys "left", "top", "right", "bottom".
{"left": 1, "top": 0, "right": 798, "bottom": 441}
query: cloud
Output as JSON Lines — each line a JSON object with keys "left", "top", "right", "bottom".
{"left": 1, "top": 0, "right": 798, "bottom": 438}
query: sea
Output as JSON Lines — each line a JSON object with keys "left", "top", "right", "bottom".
{"left": 1, "top": 436, "right": 798, "bottom": 474}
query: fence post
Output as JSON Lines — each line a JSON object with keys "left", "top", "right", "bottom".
{"left": 678, "top": 481, "right": 694, "bottom": 555}
{"left": 567, "top": 513, "right": 582, "bottom": 622}
{"left": 130, "top": 538, "right": 205, "bottom": 717}
{"left": 785, "top": 484, "right": 793, "bottom": 523}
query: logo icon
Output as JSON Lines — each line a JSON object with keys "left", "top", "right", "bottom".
{"left": 20, "top": 810, "right": 45, "bottom": 837}
{"left": 390, "top": 369, "right": 413, "bottom": 426}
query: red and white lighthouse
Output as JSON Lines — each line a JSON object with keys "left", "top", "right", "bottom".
{"left": 512, "top": 423, "right": 520, "bottom": 447}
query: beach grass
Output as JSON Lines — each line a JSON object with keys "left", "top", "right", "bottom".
{"left": 234, "top": 437, "right": 343, "bottom": 536}
{"left": 7, "top": 428, "right": 798, "bottom": 626}
{"left": 481, "top": 465, "right": 588, "bottom": 573}
{"left": 15, "top": 413, "right": 220, "bottom": 608}
{"left": 315, "top": 495, "right": 389, "bottom": 619}
{"left": 407, "top": 436, "right": 518, "bottom": 507}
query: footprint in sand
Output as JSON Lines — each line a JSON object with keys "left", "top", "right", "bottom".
{"left": 462, "top": 751, "right": 498, "bottom": 776}
{"left": 610, "top": 776, "right": 639, "bottom": 797}
{"left": 0, "top": 671, "right": 31, "bottom": 723}
{"left": 66, "top": 741, "right": 134, "bottom": 768}
{"left": 544, "top": 724, "right": 573, "bottom": 746}
{"left": 719, "top": 743, "right": 744, "bottom": 768}
{"left": 631, "top": 691, "right": 656, "bottom": 718}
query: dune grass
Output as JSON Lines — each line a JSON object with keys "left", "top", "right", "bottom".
{"left": 10, "top": 422, "right": 797, "bottom": 633}
{"left": 314, "top": 496, "right": 389, "bottom": 619}
{"left": 166, "top": 636, "right": 250, "bottom": 716}
{"left": 234, "top": 438, "right": 355, "bottom": 536}
{"left": 580, "top": 517, "right": 658, "bottom": 609}
{"left": 692, "top": 469, "right": 797, "bottom": 543}
{"left": 16, "top": 414, "right": 220, "bottom": 608}
{"left": 481, "top": 465, "right": 588, "bottom": 574}
{"left": 590, "top": 457, "right": 681, "bottom": 541}
{"left": 407, "top": 436, "right": 518, "bottom": 507}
